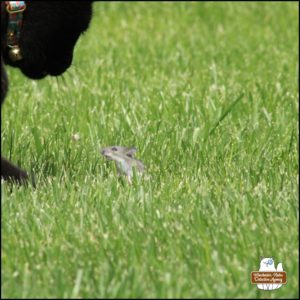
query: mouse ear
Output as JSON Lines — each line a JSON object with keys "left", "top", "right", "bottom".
{"left": 126, "top": 147, "right": 137, "bottom": 158}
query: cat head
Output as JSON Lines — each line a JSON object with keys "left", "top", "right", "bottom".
{"left": 2, "top": 2, "right": 93, "bottom": 79}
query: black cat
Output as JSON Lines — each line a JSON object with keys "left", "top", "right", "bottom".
{"left": 1, "top": 1, "right": 93, "bottom": 184}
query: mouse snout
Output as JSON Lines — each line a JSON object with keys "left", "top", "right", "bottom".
{"left": 101, "top": 149, "right": 112, "bottom": 160}
{"left": 101, "top": 149, "right": 108, "bottom": 156}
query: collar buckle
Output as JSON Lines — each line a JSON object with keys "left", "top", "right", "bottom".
{"left": 6, "top": 1, "right": 26, "bottom": 14}
{"left": 5, "top": 1, "right": 26, "bottom": 62}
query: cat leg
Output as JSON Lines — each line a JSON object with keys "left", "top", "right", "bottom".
{"left": 1, "top": 156, "right": 29, "bottom": 184}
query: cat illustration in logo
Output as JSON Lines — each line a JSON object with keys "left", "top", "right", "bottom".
{"left": 257, "top": 257, "right": 283, "bottom": 290}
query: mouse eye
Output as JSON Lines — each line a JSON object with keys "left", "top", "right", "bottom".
{"left": 112, "top": 147, "right": 117, "bottom": 151}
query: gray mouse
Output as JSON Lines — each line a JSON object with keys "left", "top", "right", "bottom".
{"left": 101, "top": 146, "right": 145, "bottom": 183}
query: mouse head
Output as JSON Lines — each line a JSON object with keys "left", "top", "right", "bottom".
{"left": 101, "top": 146, "right": 137, "bottom": 160}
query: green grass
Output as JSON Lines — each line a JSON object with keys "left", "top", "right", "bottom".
{"left": 1, "top": 2, "right": 299, "bottom": 298}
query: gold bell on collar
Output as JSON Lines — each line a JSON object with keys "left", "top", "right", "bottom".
{"left": 8, "top": 46, "right": 23, "bottom": 62}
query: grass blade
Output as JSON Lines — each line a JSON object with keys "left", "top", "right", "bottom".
{"left": 208, "top": 93, "right": 244, "bottom": 137}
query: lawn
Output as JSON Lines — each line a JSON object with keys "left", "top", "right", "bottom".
{"left": 1, "top": 2, "right": 299, "bottom": 298}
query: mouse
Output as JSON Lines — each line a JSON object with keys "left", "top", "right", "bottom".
{"left": 101, "top": 146, "right": 145, "bottom": 183}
